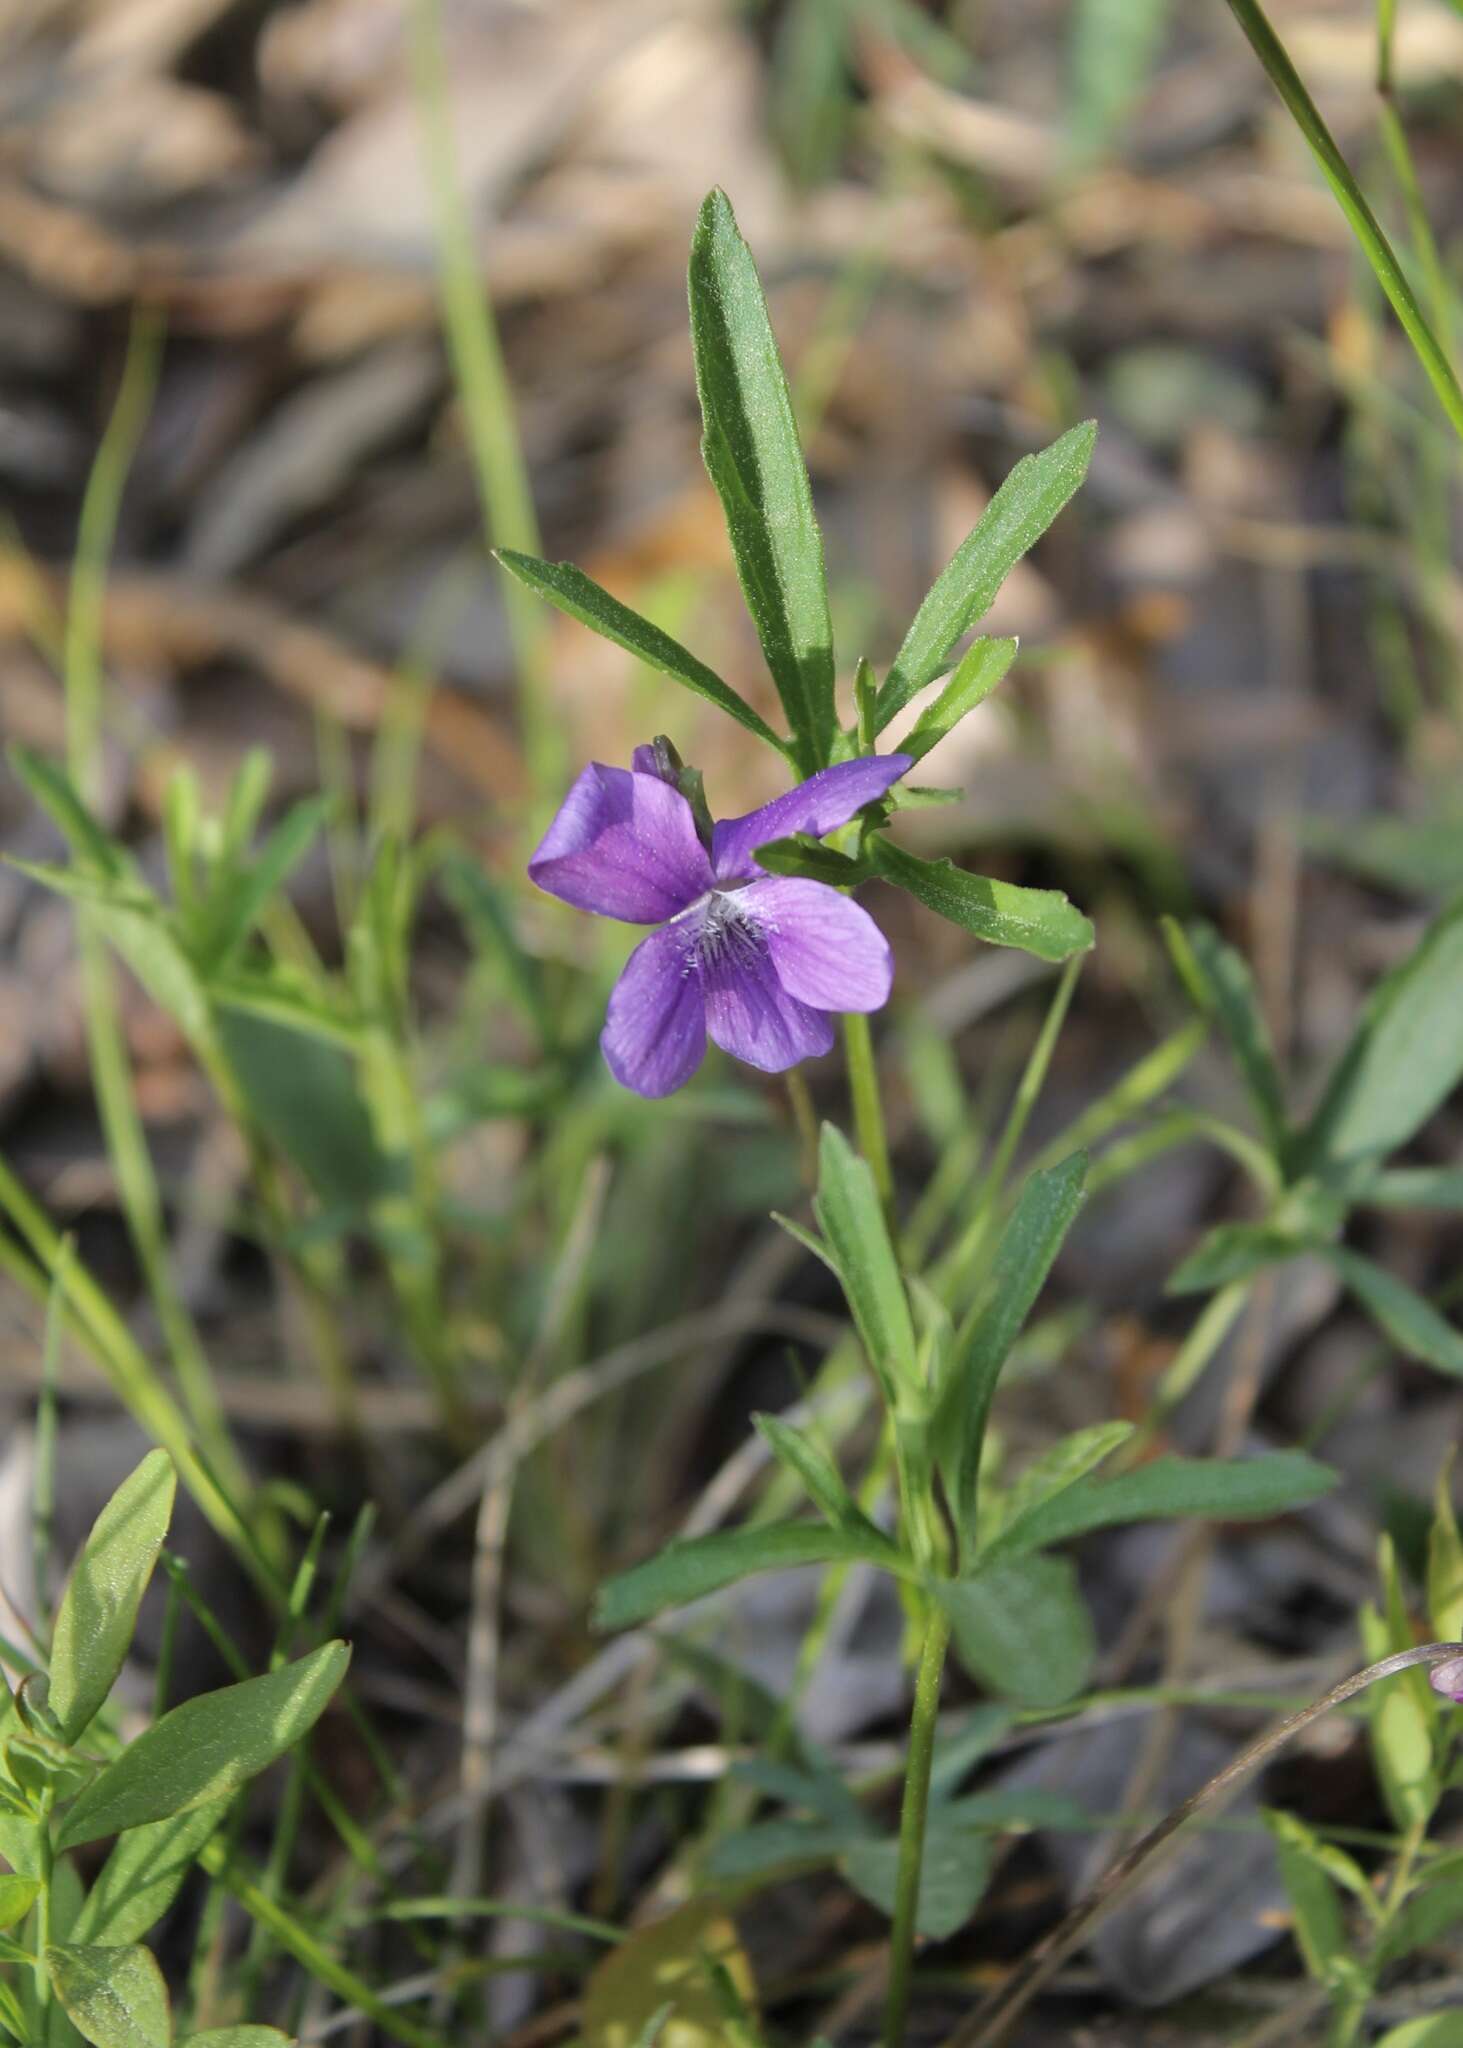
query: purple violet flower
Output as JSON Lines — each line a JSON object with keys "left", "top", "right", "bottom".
{"left": 529, "top": 749, "right": 912, "bottom": 1097}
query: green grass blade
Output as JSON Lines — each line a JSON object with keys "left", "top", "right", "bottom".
{"left": 407, "top": 0, "right": 560, "bottom": 803}
{"left": 60, "top": 309, "right": 247, "bottom": 1509}
{"left": 1224, "top": 0, "right": 1463, "bottom": 444}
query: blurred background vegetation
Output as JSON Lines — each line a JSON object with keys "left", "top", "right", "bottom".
{"left": 2, "top": 0, "right": 1463, "bottom": 2040}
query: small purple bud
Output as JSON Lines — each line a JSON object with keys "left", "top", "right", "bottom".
{"left": 1428, "top": 1653, "right": 1463, "bottom": 1703}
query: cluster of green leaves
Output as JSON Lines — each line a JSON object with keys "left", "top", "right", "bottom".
{"left": 0, "top": 1452, "right": 347, "bottom": 2048}
{"left": 3, "top": 737, "right": 600, "bottom": 1441}
{"left": 595, "top": 1130, "right": 1337, "bottom": 1942}
{"left": 1162, "top": 900, "right": 1463, "bottom": 1382}
{"left": 500, "top": 189, "right": 1095, "bottom": 969}
{"left": 1268, "top": 1467, "right": 1463, "bottom": 2047}
{"left": 9, "top": 746, "right": 341, "bottom": 1056}
{"left": 6, "top": 742, "right": 571, "bottom": 1222}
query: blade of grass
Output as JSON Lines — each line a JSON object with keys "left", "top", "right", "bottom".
{"left": 196, "top": 1836, "right": 453, "bottom": 2048}
{"left": 0, "top": 1157, "right": 262, "bottom": 1577}
{"left": 1376, "top": 0, "right": 1398, "bottom": 95}
{"left": 407, "top": 0, "right": 560, "bottom": 809}
{"left": 31, "top": 1238, "right": 67, "bottom": 1633}
{"left": 1375, "top": 98, "right": 1457, "bottom": 370}
{"left": 1222, "top": 0, "right": 1463, "bottom": 444}
{"left": 62, "top": 307, "right": 250, "bottom": 1512}
{"left": 932, "top": 957, "right": 1084, "bottom": 1305}
{"left": 369, "top": 552, "right": 479, "bottom": 845}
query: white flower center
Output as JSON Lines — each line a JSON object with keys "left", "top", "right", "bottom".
{"left": 673, "top": 888, "right": 772, "bottom": 973}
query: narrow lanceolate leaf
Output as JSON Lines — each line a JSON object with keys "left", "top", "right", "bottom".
{"left": 1262, "top": 1810, "right": 1353, "bottom": 1989}
{"left": 813, "top": 1123, "right": 919, "bottom": 1404}
{"left": 752, "top": 1414, "right": 873, "bottom": 1533}
{"left": 1360, "top": 1166, "right": 1463, "bottom": 1210}
{"left": 4, "top": 860, "right": 155, "bottom": 918}
{"left": 494, "top": 550, "right": 786, "bottom": 754}
{"left": 689, "top": 189, "right": 836, "bottom": 770}
{"left": 1069, "top": 0, "right": 1172, "bottom": 161}
{"left": 1166, "top": 1219, "right": 1316, "bottom": 1295}
{"left": 8, "top": 747, "right": 126, "bottom": 877}
{"left": 902, "top": 637, "right": 1018, "bottom": 764}
{"left": 71, "top": 1804, "right": 227, "bottom": 1946}
{"left": 181, "top": 2033, "right": 292, "bottom": 2048}
{"left": 1167, "top": 919, "right": 1288, "bottom": 1158}
{"left": 749, "top": 837, "right": 877, "bottom": 886}
{"left": 937, "top": 1555, "right": 1096, "bottom": 1706}
{"left": 984, "top": 1450, "right": 1338, "bottom": 1562}
{"left": 49, "top": 1451, "right": 176, "bottom": 1745}
{"left": 998, "top": 1421, "right": 1134, "bottom": 1537}
{"left": 1328, "top": 1247, "right": 1463, "bottom": 1380}
{"left": 593, "top": 1521, "right": 906, "bottom": 1632}
{"left": 1302, "top": 892, "right": 1463, "bottom": 1170}
{"left": 872, "top": 839, "right": 1094, "bottom": 962}
{"left": 46, "top": 1943, "right": 171, "bottom": 2048}
{"left": 1377, "top": 1852, "right": 1463, "bottom": 1969}
{"left": 940, "top": 1154, "right": 1088, "bottom": 1551}
{"left": 875, "top": 421, "right": 1096, "bottom": 729}
{"left": 57, "top": 1642, "right": 350, "bottom": 1850}
{"left": 191, "top": 796, "right": 331, "bottom": 973}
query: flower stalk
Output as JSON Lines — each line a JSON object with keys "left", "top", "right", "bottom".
{"left": 885, "top": 1599, "right": 953, "bottom": 2048}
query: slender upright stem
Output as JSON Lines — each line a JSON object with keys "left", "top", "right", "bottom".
{"left": 32, "top": 1797, "right": 53, "bottom": 2014}
{"left": 884, "top": 1600, "right": 952, "bottom": 2048}
{"left": 1222, "top": 0, "right": 1463, "bottom": 445}
{"left": 844, "top": 1012, "right": 893, "bottom": 1211}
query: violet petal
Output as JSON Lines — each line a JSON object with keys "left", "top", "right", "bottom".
{"left": 699, "top": 908, "right": 835, "bottom": 1072}
{"left": 529, "top": 764, "right": 714, "bottom": 923}
{"left": 601, "top": 918, "right": 708, "bottom": 1097}
{"left": 740, "top": 876, "right": 893, "bottom": 1013}
{"left": 712, "top": 753, "right": 913, "bottom": 882}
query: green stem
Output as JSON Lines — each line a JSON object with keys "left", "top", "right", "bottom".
{"left": 1222, "top": 0, "right": 1463, "bottom": 445}
{"left": 407, "top": 0, "right": 560, "bottom": 808}
{"left": 885, "top": 1600, "right": 952, "bottom": 2048}
{"left": 32, "top": 1797, "right": 53, "bottom": 2016}
{"left": 844, "top": 1011, "right": 893, "bottom": 1211}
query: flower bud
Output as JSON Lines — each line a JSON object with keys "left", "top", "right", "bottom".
{"left": 1428, "top": 1653, "right": 1463, "bottom": 1702}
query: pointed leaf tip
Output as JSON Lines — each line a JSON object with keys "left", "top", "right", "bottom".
{"left": 689, "top": 181, "right": 836, "bottom": 769}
